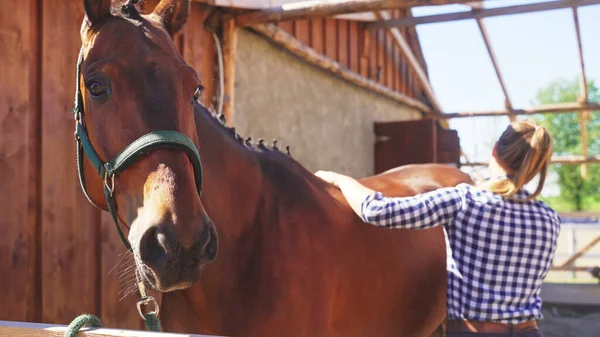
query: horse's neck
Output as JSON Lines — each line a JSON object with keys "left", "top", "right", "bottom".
{"left": 191, "top": 99, "right": 345, "bottom": 264}
{"left": 192, "top": 103, "right": 264, "bottom": 238}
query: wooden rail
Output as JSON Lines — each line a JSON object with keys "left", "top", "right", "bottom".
{"left": 368, "top": 0, "right": 600, "bottom": 29}
{"left": 461, "top": 155, "right": 600, "bottom": 166}
{"left": 234, "top": 0, "right": 487, "bottom": 27}
{"left": 0, "top": 320, "right": 220, "bottom": 337}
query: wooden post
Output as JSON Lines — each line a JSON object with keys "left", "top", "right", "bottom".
{"left": 572, "top": 6, "right": 589, "bottom": 180}
{"left": 222, "top": 18, "right": 238, "bottom": 125}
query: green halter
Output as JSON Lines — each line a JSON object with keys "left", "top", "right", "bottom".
{"left": 72, "top": 47, "right": 204, "bottom": 252}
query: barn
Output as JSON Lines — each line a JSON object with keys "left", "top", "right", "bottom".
{"left": 0, "top": 0, "right": 599, "bottom": 336}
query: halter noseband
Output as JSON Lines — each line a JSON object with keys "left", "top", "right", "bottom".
{"left": 73, "top": 47, "right": 204, "bottom": 252}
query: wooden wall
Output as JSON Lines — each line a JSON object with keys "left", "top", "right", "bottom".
{"left": 275, "top": 10, "right": 427, "bottom": 102}
{"left": 0, "top": 0, "right": 216, "bottom": 330}
{"left": 0, "top": 0, "right": 426, "bottom": 331}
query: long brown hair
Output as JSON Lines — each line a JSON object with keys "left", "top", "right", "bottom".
{"left": 487, "top": 119, "right": 553, "bottom": 201}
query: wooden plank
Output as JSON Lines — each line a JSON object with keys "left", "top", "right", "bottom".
{"left": 375, "top": 10, "right": 442, "bottom": 112}
{"left": 337, "top": 20, "right": 348, "bottom": 68}
{"left": 277, "top": 20, "right": 294, "bottom": 34}
{"left": 399, "top": 10, "right": 408, "bottom": 95}
{"left": 293, "top": 19, "right": 310, "bottom": 45}
{"left": 0, "top": 0, "right": 41, "bottom": 323}
{"left": 392, "top": 9, "right": 400, "bottom": 92}
{"left": 376, "top": 29, "right": 385, "bottom": 84}
{"left": 461, "top": 155, "right": 600, "bottom": 166}
{"left": 368, "top": 0, "right": 600, "bottom": 29}
{"left": 437, "top": 102, "right": 600, "bottom": 119}
{"left": 348, "top": 20, "right": 359, "bottom": 73}
{"left": 251, "top": 23, "right": 432, "bottom": 113}
{"left": 358, "top": 23, "right": 369, "bottom": 78}
{"left": 309, "top": 18, "right": 324, "bottom": 54}
{"left": 385, "top": 22, "right": 394, "bottom": 89}
{"left": 222, "top": 18, "right": 238, "bottom": 125}
{"left": 41, "top": 0, "right": 100, "bottom": 324}
{"left": 324, "top": 18, "right": 337, "bottom": 61}
{"left": 183, "top": 3, "right": 217, "bottom": 109}
{"left": 0, "top": 320, "right": 218, "bottom": 337}
{"left": 236, "top": 0, "right": 487, "bottom": 26}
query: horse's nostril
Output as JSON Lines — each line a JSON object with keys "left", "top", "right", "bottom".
{"left": 140, "top": 227, "right": 171, "bottom": 268}
{"left": 190, "top": 225, "right": 218, "bottom": 264}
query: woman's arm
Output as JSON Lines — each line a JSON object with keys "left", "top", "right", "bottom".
{"left": 314, "top": 170, "right": 377, "bottom": 217}
{"left": 315, "top": 170, "right": 464, "bottom": 229}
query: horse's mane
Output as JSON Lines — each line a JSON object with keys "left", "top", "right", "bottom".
{"left": 194, "top": 97, "right": 294, "bottom": 158}
{"left": 193, "top": 99, "right": 331, "bottom": 200}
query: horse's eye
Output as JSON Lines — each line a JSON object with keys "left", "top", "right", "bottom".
{"left": 88, "top": 81, "right": 107, "bottom": 98}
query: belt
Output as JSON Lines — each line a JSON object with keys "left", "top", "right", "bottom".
{"left": 446, "top": 319, "right": 538, "bottom": 334}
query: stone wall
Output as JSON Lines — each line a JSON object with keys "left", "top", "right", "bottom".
{"left": 234, "top": 29, "right": 422, "bottom": 178}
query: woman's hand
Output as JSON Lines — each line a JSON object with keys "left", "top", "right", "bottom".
{"left": 315, "top": 170, "right": 376, "bottom": 219}
{"left": 315, "top": 170, "right": 348, "bottom": 187}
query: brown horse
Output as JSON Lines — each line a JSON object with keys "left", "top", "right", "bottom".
{"left": 76, "top": 0, "right": 473, "bottom": 336}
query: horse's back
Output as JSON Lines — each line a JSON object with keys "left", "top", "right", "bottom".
{"left": 359, "top": 163, "right": 474, "bottom": 196}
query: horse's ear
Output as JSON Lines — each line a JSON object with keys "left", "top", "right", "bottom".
{"left": 152, "top": 0, "right": 190, "bottom": 36}
{"left": 83, "top": 0, "right": 111, "bottom": 27}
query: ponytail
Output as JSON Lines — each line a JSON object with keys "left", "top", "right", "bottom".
{"left": 487, "top": 120, "right": 553, "bottom": 201}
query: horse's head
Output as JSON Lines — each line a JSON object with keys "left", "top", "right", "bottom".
{"left": 75, "top": 0, "right": 217, "bottom": 292}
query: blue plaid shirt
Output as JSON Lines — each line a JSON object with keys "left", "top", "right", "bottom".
{"left": 360, "top": 183, "right": 561, "bottom": 324}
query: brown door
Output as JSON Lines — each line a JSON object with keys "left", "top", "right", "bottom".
{"left": 374, "top": 119, "right": 460, "bottom": 174}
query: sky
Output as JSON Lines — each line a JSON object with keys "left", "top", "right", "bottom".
{"left": 409, "top": 0, "right": 600, "bottom": 195}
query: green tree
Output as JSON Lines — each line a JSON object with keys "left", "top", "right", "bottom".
{"left": 532, "top": 78, "right": 600, "bottom": 211}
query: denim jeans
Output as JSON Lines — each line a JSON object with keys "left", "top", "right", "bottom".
{"left": 447, "top": 329, "right": 543, "bottom": 337}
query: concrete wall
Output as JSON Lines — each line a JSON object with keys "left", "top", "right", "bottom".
{"left": 234, "top": 29, "right": 422, "bottom": 178}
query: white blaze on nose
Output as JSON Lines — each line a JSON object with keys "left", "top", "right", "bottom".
{"left": 140, "top": 163, "right": 178, "bottom": 225}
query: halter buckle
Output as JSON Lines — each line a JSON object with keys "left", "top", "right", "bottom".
{"left": 104, "top": 170, "right": 115, "bottom": 197}
{"left": 136, "top": 295, "right": 159, "bottom": 320}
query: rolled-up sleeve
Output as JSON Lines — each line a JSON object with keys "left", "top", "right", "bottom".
{"left": 360, "top": 187, "right": 465, "bottom": 229}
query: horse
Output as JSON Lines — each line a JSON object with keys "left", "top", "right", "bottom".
{"left": 74, "top": 0, "right": 474, "bottom": 336}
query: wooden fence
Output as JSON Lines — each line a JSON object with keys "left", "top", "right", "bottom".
{"left": 0, "top": 320, "right": 217, "bottom": 337}
{"left": 0, "top": 0, "right": 217, "bottom": 330}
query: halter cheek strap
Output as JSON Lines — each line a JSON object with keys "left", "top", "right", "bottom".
{"left": 73, "top": 47, "right": 204, "bottom": 253}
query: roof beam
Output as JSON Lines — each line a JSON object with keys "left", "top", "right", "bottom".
{"left": 374, "top": 10, "right": 442, "bottom": 113}
{"left": 467, "top": 2, "right": 514, "bottom": 121}
{"left": 434, "top": 102, "right": 600, "bottom": 119}
{"left": 368, "top": 0, "right": 600, "bottom": 29}
{"left": 235, "top": 0, "right": 489, "bottom": 27}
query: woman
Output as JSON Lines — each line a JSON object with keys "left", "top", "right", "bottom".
{"left": 315, "top": 120, "right": 560, "bottom": 337}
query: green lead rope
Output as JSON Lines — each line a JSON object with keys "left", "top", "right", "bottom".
{"left": 64, "top": 314, "right": 102, "bottom": 337}
{"left": 64, "top": 312, "right": 161, "bottom": 336}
